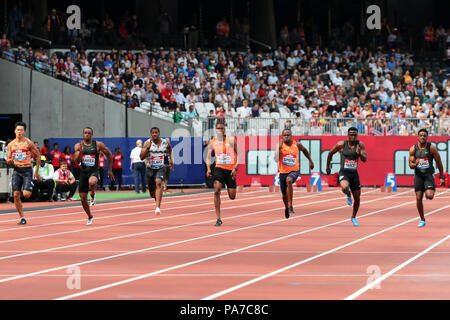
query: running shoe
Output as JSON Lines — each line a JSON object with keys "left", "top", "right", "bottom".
{"left": 89, "top": 193, "right": 96, "bottom": 207}
{"left": 86, "top": 217, "right": 93, "bottom": 226}
{"left": 346, "top": 191, "right": 353, "bottom": 206}
{"left": 351, "top": 218, "right": 359, "bottom": 227}
{"left": 155, "top": 207, "right": 161, "bottom": 216}
{"left": 289, "top": 206, "right": 295, "bottom": 215}
{"left": 17, "top": 218, "right": 27, "bottom": 225}
{"left": 418, "top": 220, "right": 426, "bottom": 228}
{"left": 285, "top": 208, "right": 290, "bottom": 219}
{"left": 215, "top": 219, "right": 223, "bottom": 227}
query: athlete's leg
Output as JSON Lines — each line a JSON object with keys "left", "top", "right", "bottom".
{"left": 286, "top": 176, "right": 294, "bottom": 209}
{"left": 88, "top": 175, "right": 98, "bottom": 205}
{"left": 424, "top": 189, "right": 435, "bottom": 200}
{"left": 351, "top": 189, "right": 361, "bottom": 219}
{"left": 79, "top": 193, "right": 92, "bottom": 219}
{"left": 14, "top": 191, "right": 25, "bottom": 219}
{"left": 155, "top": 178, "right": 163, "bottom": 209}
{"left": 214, "top": 180, "right": 224, "bottom": 220}
{"left": 340, "top": 179, "right": 351, "bottom": 196}
{"left": 227, "top": 188, "right": 236, "bottom": 200}
{"left": 415, "top": 191, "right": 425, "bottom": 221}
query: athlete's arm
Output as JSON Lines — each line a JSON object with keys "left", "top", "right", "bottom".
{"left": 166, "top": 139, "right": 174, "bottom": 171}
{"left": 273, "top": 142, "right": 281, "bottom": 163}
{"left": 231, "top": 137, "right": 239, "bottom": 180}
{"left": 6, "top": 143, "right": 13, "bottom": 166}
{"left": 357, "top": 141, "right": 367, "bottom": 163}
{"left": 430, "top": 144, "right": 445, "bottom": 186}
{"left": 298, "top": 141, "right": 314, "bottom": 170}
{"left": 326, "top": 141, "right": 344, "bottom": 175}
{"left": 29, "top": 139, "right": 42, "bottom": 181}
{"left": 140, "top": 140, "right": 150, "bottom": 161}
{"left": 98, "top": 142, "right": 115, "bottom": 181}
{"left": 408, "top": 146, "right": 418, "bottom": 169}
{"left": 74, "top": 142, "right": 83, "bottom": 164}
{"left": 206, "top": 142, "right": 213, "bottom": 178}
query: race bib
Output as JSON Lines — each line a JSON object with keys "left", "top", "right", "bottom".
{"left": 344, "top": 159, "right": 358, "bottom": 170}
{"left": 14, "top": 149, "right": 27, "bottom": 161}
{"left": 150, "top": 155, "right": 164, "bottom": 168}
{"left": 282, "top": 154, "right": 297, "bottom": 166}
{"left": 81, "top": 155, "right": 96, "bottom": 167}
{"left": 417, "top": 158, "right": 430, "bottom": 169}
{"left": 217, "top": 153, "right": 232, "bottom": 165}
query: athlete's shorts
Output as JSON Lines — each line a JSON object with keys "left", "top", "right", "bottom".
{"left": 79, "top": 170, "right": 100, "bottom": 193}
{"left": 147, "top": 167, "right": 166, "bottom": 193}
{"left": 338, "top": 170, "right": 361, "bottom": 191}
{"left": 12, "top": 167, "right": 33, "bottom": 192}
{"left": 279, "top": 171, "right": 299, "bottom": 195}
{"left": 414, "top": 173, "right": 436, "bottom": 192}
{"left": 213, "top": 167, "right": 236, "bottom": 189}
{"left": 164, "top": 165, "right": 171, "bottom": 182}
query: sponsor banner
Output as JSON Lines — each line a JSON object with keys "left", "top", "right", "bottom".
{"left": 236, "top": 136, "right": 449, "bottom": 187}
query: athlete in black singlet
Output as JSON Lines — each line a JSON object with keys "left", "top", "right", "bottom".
{"left": 74, "top": 127, "right": 114, "bottom": 226}
{"left": 408, "top": 128, "right": 445, "bottom": 228}
{"left": 327, "top": 127, "right": 367, "bottom": 226}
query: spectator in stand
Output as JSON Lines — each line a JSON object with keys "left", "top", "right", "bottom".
{"left": 53, "top": 161, "right": 78, "bottom": 201}
{"left": 44, "top": 9, "right": 62, "bottom": 44}
{"left": 31, "top": 156, "right": 55, "bottom": 202}
{"left": 111, "top": 147, "right": 124, "bottom": 191}
{"left": 50, "top": 143, "right": 63, "bottom": 171}
{"left": 184, "top": 104, "right": 199, "bottom": 125}
{"left": 173, "top": 107, "right": 184, "bottom": 123}
{"left": 8, "top": 5, "right": 24, "bottom": 41}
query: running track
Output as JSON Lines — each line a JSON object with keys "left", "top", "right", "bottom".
{"left": 0, "top": 187, "right": 449, "bottom": 300}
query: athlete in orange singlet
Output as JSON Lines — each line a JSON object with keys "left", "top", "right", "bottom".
{"left": 6, "top": 122, "right": 42, "bottom": 225}
{"left": 274, "top": 129, "right": 314, "bottom": 219}
{"left": 206, "top": 123, "right": 239, "bottom": 227}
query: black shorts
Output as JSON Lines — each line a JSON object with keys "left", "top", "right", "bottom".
{"left": 79, "top": 170, "right": 100, "bottom": 193}
{"left": 338, "top": 170, "right": 361, "bottom": 191}
{"left": 147, "top": 167, "right": 166, "bottom": 193}
{"left": 12, "top": 167, "right": 33, "bottom": 192}
{"left": 164, "top": 165, "right": 171, "bottom": 181}
{"left": 213, "top": 167, "right": 236, "bottom": 189}
{"left": 279, "top": 171, "right": 299, "bottom": 195}
{"left": 414, "top": 173, "right": 436, "bottom": 192}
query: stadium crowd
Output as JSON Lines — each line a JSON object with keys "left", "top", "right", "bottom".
{"left": 1, "top": 16, "right": 449, "bottom": 136}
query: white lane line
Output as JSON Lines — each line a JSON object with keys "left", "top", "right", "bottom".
{"left": 203, "top": 202, "right": 450, "bottom": 300}
{"left": 0, "top": 189, "right": 268, "bottom": 225}
{"left": 0, "top": 191, "right": 343, "bottom": 260}
{"left": 0, "top": 190, "right": 401, "bottom": 287}
{"left": 53, "top": 192, "right": 412, "bottom": 300}
{"left": 0, "top": 190, "right": 339, "bottom": 246}
{"left": 344, "top": 233, "right": 450, "bottom": 300}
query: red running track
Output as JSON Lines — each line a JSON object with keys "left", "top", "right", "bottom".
{"left": 0, "top": 187, "right": 448, "bottom": 300}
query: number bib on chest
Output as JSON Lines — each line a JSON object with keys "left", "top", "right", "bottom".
{"left": 150, "top": 155, "right": 164, "bottom": 168}
{"left": 14, "top": 149, "right": 27, "bottom": 161}
{"left": 417, "top": 158, "right": 430, "bottom": 169}
{"left": 82, "top": 155, "right": 96, "bottom": 167}
{"left": 217, "top": 153, "right": 232, "bottom": 165}
{"left": 344, "top": 159, "right": 358, "bottom": 170}
{"left": 282, "top": 154, "right": 297, "bottom": 166}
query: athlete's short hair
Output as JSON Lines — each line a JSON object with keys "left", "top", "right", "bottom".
{"left": 348, "top": 127, "right": 358, "bottom": 134}
{"left": 14, "top": 122, "right": 27, "bottom": 131}
{"left": 418, "top": 128, "right": 428, "bottom": 136}
{"left": 84, "top": 127, "right": 93, "bottom": 134}
{"left": 151, "top": 127, "right": 160, "bottom": 133}
{"left": 282, "top": 128, "right": 292, "bottom": 135}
